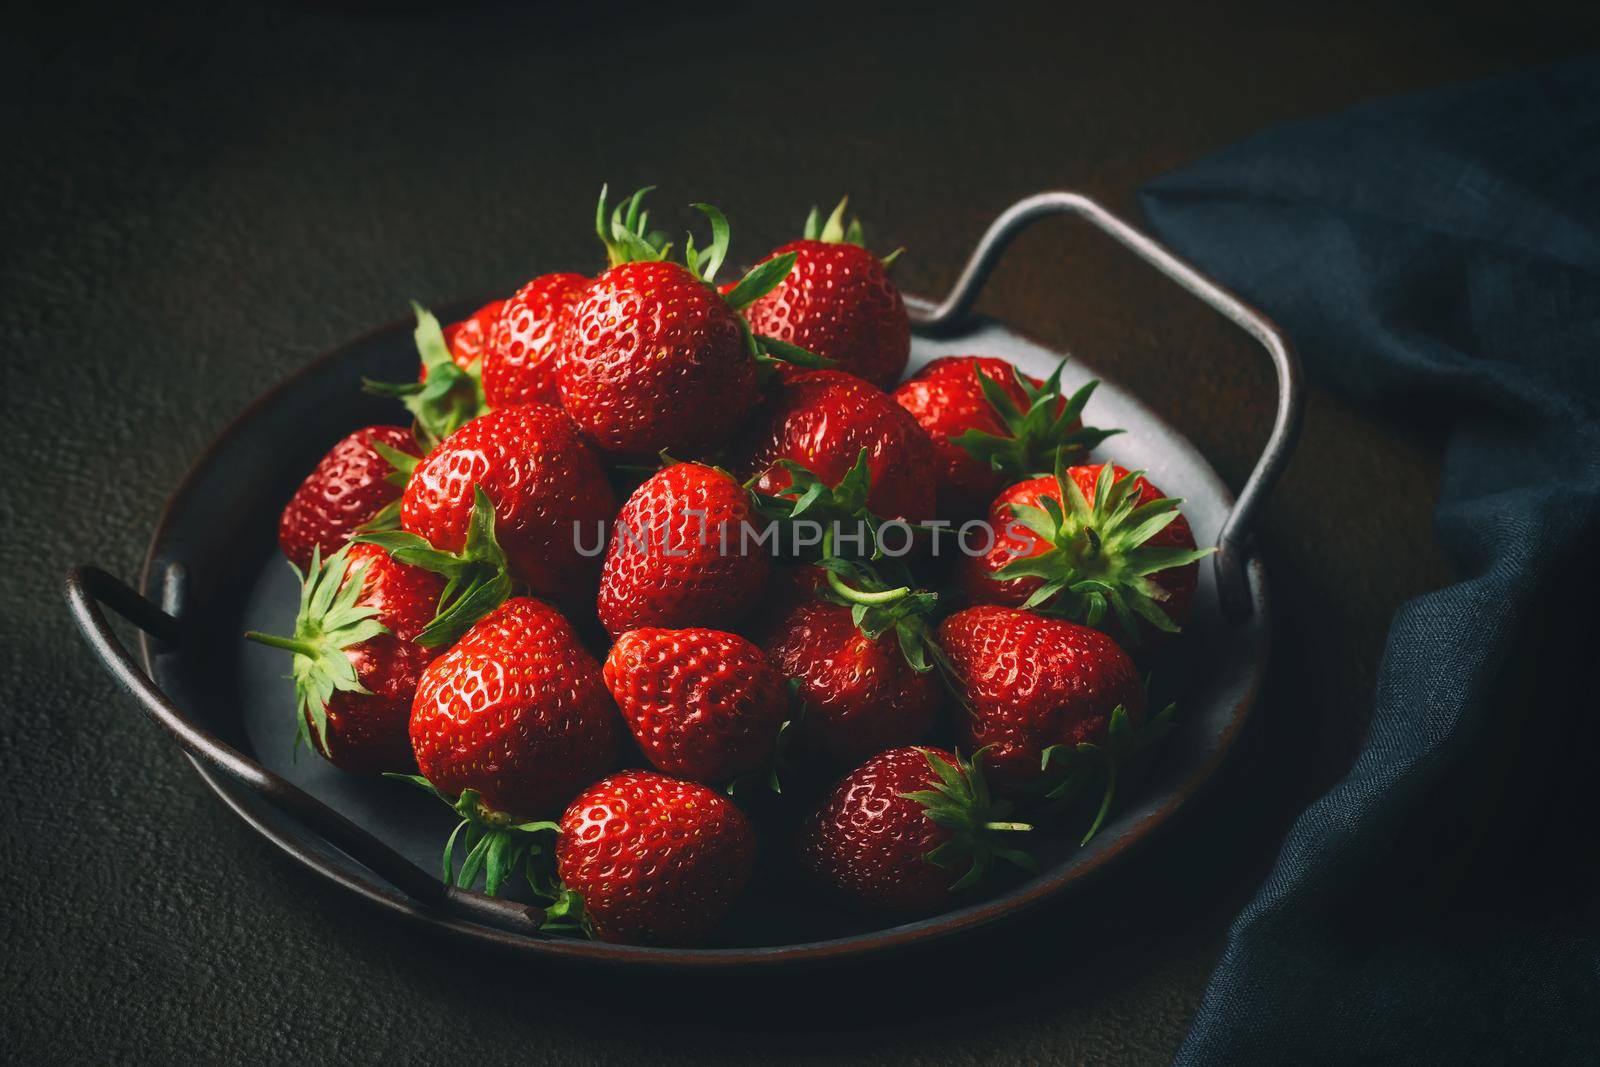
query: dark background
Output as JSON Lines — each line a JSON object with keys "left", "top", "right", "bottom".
{"left": 5, "top": 2, "right": 1598, "bottom": 1062}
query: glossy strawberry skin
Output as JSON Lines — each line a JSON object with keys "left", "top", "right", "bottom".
{"left": 763, "top": 600, "right": 939, "bottom": 770}
{"left": 312, "top": 543, "right": 445, "bottom": 774}
{"left": 441, "top": 299, "right": 506, "bottom": 374}
{"left": 799, "top": 746, "right": 963, "bottom": 914}
{"left": 892, "top": 356, "right": 1077, "bottom": 518}
{"left": 411, "top": 597, "right": 618, "bottom": 818}
{"left": 742, "top": 240, "right": 909, "bottom": 389}
{"left": 320, "top": 637, "right": 433, "bottom": 774}
{"left": 604, "top": 628, "right": 787, "bottom": 783}
{"left": 400, "top": 403, "right": 617, "bottom": 610}
{"left": 960, "top": 465, "right": 1199, "bottom": 631}
{"left": 278, "top": 425, "right": 419, "bottom": 570}
{"left": 483, "top": 273, "right": 589, "bottom": 407}
{"left": 733, "top": 370, "right": 938, "bottom": 524}
{"left": 597, "top": 463, "right": 770, "bottom": 637}
{"left": 938, "top": 606, "right": 1145, "bottom": 793}
{"left": 556, "top": 770, "right": 756, "bottom": 946}
{"left": 343, "top": 540, "right": 443, "bottom": 642}
{"left": 558, "top": 261, "right": 758, "bottom": 458}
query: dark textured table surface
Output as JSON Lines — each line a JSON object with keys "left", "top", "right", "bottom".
{"left": 6, "top": 3, "right": 1598, "bottom": 1063}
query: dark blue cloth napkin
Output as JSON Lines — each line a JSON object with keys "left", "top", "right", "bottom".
{"left": 1141, "top": 56, "right": 1600, "bottom": 1064}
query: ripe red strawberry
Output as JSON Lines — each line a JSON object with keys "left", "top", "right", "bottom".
{"left": 277, "top": 425, "right": 419, "bottom": 570}
{"left": 245, "top": 543, "right": 444, "bottom": 774}
{"left": 799, "top": 747, "right": 1031, "bottom": 914}
{"left": 556, "top": 770, "right": 756, "bottom": 945}
{"left": 380, "top": 402, "right": 616, "bottom": 628}
{"left": 762, "top": 558, "right": 944, "bottom": 770}
{"left": 733, "top": 369, "right": 938, "bottom": 525}
{"left": 392, "top": 596, "right": 620, "bottom": 898}
{"left": 740, "top": 199, "right": 909, "bottom": 389}
{"left": 960, "top": 460, "right": 1207, "bottom": 642}
{"left": 892, "top": 356, "right": 1118, "bottom": 517}
{"left": 442, "top": 299, "right": 506, "bottom": 372}
{"left": 483, "top": 273, "right": 589, "bottom": 407}
{"left": 597, "top": 462, "right": 770, "bottom": 637}
{"left": 938, "top": 605, "right": 1145, "bottom": 793}
{"left": 604, "top": 628, "right": 789, "bottom": 784}
{"left": 558, "top": 188, "right": 812, "bottom": 459}
{"left": 410, "top": 597, "right": 618, "bottom": 817}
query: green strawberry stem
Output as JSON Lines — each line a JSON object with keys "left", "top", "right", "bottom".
{"left": 823, "top": 561, "right": 910, "bottom": 606}
{"left": 353, "top": 484, "right": 514, "bottom": 648}
{"left": 757, "top": 460, "right": 953, "bottom": 677}
{"left": 992, "top": 448, "right": 1215, "bottom": 643}
{"left": 242, "top": 545, "right": 389, "bottom": 755}
{"left": 815, "top": 528, "right": 951, "bottom": 676}
{"left": 902, "top": 748, "right": 1035, "bottom": 892}
{"left": 243, "top": 632, "right": 320, "bottom": 658}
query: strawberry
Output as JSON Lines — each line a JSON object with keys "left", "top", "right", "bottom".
{"left": 597, "top": 462, "right": 771, "bottom": 637}
{"left": 392, "top": 596, "right": 619, "bottom": 897}
{"left": 938, "top": 604, "right": 1148, "bottom": 793}
{"left": 734, "top": 369, "right": 938, "bottom": 526}
{"left": 604, "top": 628, "right": 789, "bottom": 785}
{"left": 442, "top": 299, "right": 506, "bottom": 372}
{"left": 960, "top": 458, "right": 1208, "bottom": 643}
{"left": 364, "top": 304, "right": 491, "bottom": 450}
{"left": 555, "top": 770, "right": 756, "bottom": 945}
{"left": 892, "top": 356, "right": 1118, "bottom": 517}
{"left": 409, "top": 596, "right": 617, "bottom": 815}
{"left": 799, "top": 747, "right": 1031, "bottom": 914}
{"left": 482, "top": 273, "right": 589, "bottom": 407}
{"left": 557, "top": 187, "right": 819, "bottom": 459}
{"left": 740, "top": 198, "right": 909, "bottom": 389}
{"left": 277, "top": 424, "right": 420, "bottom": 570}
{"left": 245, "top": 543, "right": 443, "bottom": 774}
{"left": 762, "top": 557, "right": 944, "bottom": 770}
{"left": 361, "top": 402, "right": 616, "bottom": 639}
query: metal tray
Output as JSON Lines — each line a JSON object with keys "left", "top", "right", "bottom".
{"left": 67, "top": 192, "right": 1301, "bottom": 970}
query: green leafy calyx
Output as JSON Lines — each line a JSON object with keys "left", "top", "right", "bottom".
{"left": 816, "top": 551, "right": 950, "bottom": 676}
{"left": 353, "top": 485, "right": 514, "bottom": 648}
{"left": 387, "top": 774, "right": 590, "bottom": 935}
{"left": 595, "top": 184, "right": 672, "bottom": 268}
{"left": 802, "top": 195, "right": 868, "bottom": 247}
{"left": 361, "top": 303, "right": 489, "bottom": 450}
{"left": 751, "top": 447, "right": 873, "bottom": 529}
{"left": 901, "top": 748, "right": 1035, "bottom": 892}
{"left": 992, "top": 451, "right": 1214, "bottom": 643}
{"left": 244, "top": 545, "right": 389, "bottom": 755}
{"left": 951, "top": 360, "right": 1122, "bottom": 483}
{"left": 802, "top": 196, "right": 901, "bottom": 266}
{"left": 1039, "top": 702, "right": 1178, "bottom": 845}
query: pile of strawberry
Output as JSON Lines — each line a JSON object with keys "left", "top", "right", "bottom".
{"left": 248, "top": 189, "right": 1210, "bottom": 947}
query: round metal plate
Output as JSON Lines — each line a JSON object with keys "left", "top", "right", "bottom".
{"left": 137, "top": 298, "right": 1269, "bottom": 969}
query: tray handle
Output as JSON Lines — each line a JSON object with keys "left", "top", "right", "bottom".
{"left": 909, "top": 191, "right": 1304, "bottom": 624}
{"left": 64, "top": 564, "right": 547, "bottom": 936}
